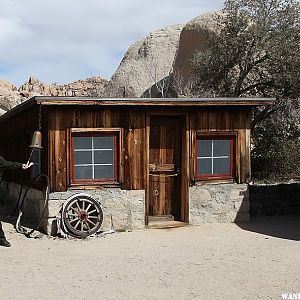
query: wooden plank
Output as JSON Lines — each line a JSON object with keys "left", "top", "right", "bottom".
{"left": 245, "top": 129, "right": 251, "bottom": 182}
{"left": 149, "top": 164, "right": 175, "bottom": 172}
{"left": 239, "top": 130, "right": 246, "bottom": 183}
{"left": 35, "top": 97, "right": 276, "bottom": 107}
{"left": 236, "top": 130, "right": 241, "bottom": 183}
{"left": 182, "top": 114, "right": 190, "bottom": 222}
{"left": 48, "top": 112, "right": 55, "bottom": 191}
{"left": 190, "top": 130, "right": 196, "bottom": 182}
{"left": 70, "top": 127, "right": 123, "bottom": 133}
{"left": 123, "top": 110, "right": 146, "bottom": 190}
{"left": 53, "top": 110, "right": 66, "bottom": 191}
{"left": 145, "top": 113, "right": 150, "bottom": 225}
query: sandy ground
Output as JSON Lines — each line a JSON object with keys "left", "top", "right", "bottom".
{"left": 0, "top": 216, "right": 299, "bottom": 300}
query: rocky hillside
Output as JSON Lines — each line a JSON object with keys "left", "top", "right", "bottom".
{"left": 0, "top": 76, "right": 108, "bottom": 114}
{"left": 19, "top": 76, "right": 108, "bottom": 98}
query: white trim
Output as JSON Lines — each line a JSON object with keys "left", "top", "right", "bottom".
{"left": 91, "top": 137, "right": 95, "bottom": 179}
{"left": 74, "top": 164, "right": 113, "bottom": 167}
{"left": 74, "top": 149, "right": 113, "bottom": 151}
{"left": 197, "top": 156, "right": 229, "bottom": 159}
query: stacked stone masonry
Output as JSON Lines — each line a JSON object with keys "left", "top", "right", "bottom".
{"left": 48, "top": 189, "right": 145, "bottom": 233}
{"left": 189, "top": 183, "right": 250, "bottom": 224}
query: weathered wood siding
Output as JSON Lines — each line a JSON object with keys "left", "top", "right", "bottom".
{"left": 0, "top": 104, "right": 252, "bottom": 191}
{"left": 47, "top": 106, "right": 146, "bottom": 191}
{"left": 190, "top": 108, "right": 252, "bottom": 183}
{"left": 47, "top": 106, "right": 252, "bottom": 191}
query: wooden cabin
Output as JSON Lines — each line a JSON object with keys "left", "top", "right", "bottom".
{"left": 0, "top": 97, "right": 275, "bottom": 233}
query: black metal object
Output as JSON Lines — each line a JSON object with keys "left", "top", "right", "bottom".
{"left": 15, "top": 173, "right": 50, "bottom": 237}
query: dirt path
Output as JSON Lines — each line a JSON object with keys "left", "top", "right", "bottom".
{"left": 0, "top": 216, "right": 299, "bottom": 300}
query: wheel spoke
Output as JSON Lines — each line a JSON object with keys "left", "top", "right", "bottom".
{"left": 74, "top": 220, "right": 81, "bottom": 229}
{"left": 87, "top": 218, "right": 96, "bottom": 226}
{"left": 88, "top": 209, "right": 97, "bottom": 215}
{"left": 70, "top": 206, "right": 77, "bottom": 213}
{"left": 84, "top": 220, "right": 91, "bottom": 230}
{"left": 88, "top": 216, "right": 99, "bottom": 219}
{"left": 82, "top": 200, "right": 85, "bottom": 211}
{"left": 69, "top": 217, "right": 79, "bottom": 223}
{"left": 81, "top": 221, "right": 83, "bottom": 232}
{"left": 70, "top": 205, "right": 79, "bottom": 214}
{"left": 76, "top": 202, "right": 81, "bottom": 211}
{"left": 85, "top": 203, "right": 92, "bottom": 212}
{"left": 68, "top": 213, "right": 77, "bottom": 217}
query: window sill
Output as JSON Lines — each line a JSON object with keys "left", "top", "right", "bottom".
{"left": 69, "top": 182, "right": 121, "bottom": 190}
{"left": 194, "top": 178, "right": 235, "bottom": 185}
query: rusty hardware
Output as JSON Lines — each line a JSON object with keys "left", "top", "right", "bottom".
{"left": 154, "top": 190, "right": 159, "bottom": 196}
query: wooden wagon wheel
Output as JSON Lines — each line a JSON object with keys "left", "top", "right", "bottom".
{"left": 62, "top": 194, "right": 103, "bottom": 238}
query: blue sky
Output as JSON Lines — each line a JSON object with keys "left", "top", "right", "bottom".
{"left": 0, "top": 0, "right": 224, "bottom": 87}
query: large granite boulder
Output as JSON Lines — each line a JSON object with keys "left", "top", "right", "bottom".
{"left": 172, "top": 12, "right": 221, "bottom": 82}
{"left": 108, "top": 24, "right": 184, "bottom": 97}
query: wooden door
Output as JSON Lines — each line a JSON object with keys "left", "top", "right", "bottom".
{"left": 149, "top": 116, "right": 182, "bottom": 220}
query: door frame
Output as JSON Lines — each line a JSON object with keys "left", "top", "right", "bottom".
{"left": 145, "top": 111, "right": 190, "bottom": 225}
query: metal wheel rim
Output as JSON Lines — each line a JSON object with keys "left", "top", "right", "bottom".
{"left": 62, "top": 195, "right": 103, "bottom": 237}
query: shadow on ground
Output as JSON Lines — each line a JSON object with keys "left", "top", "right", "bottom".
{"left": 237, "top": 215, "right": 300, "bottom": 241}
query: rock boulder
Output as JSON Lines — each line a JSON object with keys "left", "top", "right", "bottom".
{"left": 172, "top": 12, "right": 221, "bottom": 82}
{"left": 108, "top": 24, "right": 184, "bottom": 97}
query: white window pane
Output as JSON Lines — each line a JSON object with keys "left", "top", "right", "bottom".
{"left": 93, "top": 136, "right": 114, "bottom": 149}
{"left": 213, "top": 140, "right": 230, "bottom": 157}
{"left": 94, "top": 165, "right": 114, "bottom": 179}
{"left": 213, "top": 157, "right": 230, "bottom": 174}
{"left": 198, "top": 140, "right": 212, "bottom": 157}
{"left": 75, "top": 151, "right": 92, "bottom": 164}
{"left": 74, "top": 137, "right": 92, "bottom": 149}
{"left": 75, "top": 166, "right": 93, "bottom": 179}
{"left": 198, "top": 158, "right": 212, "bottom": 175}
{"left": 94, "top": 150, "right": 113, "bottom": 164}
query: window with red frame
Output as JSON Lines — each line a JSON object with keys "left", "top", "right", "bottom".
{"left": 71, "top": 133, "right": 118, "bottom": 183}
{"left": 196, "top": 136, "right": 234, "bottom": 179}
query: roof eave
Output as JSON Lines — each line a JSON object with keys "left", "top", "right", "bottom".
{"left": 34, "top": 96, "right": 276, "bottom": 107}
{"left": 0, "top": 96, "right": 276, "bottom": 124}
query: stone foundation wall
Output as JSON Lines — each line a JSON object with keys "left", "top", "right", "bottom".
{"left": 189, "top": 183, "right": 249, "bottom": 224}
{"left": 0, "top": 181, "right": 145, "bottom": 235}
{"left": 48, "top": 189, "right": 145, "bottom": 234}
